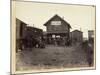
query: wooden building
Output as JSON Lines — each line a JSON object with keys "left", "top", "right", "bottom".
{"left": 16, "top": 18, "right": 27, "bottom": 51}
{"left": 26, "top": 26, "right": 43, "bottom": 39}
{"left": 88, "top": 30, "right": 94, "bottom": 39}
{"left": 88, "top": 30, "right": 94, "bottom": 43}
{"left": 71, "top": 30, "right": 83, "bottom": 44}
{"left": 16, "top": 18, "right": 27, "bottom": 39}
{"left": 24, "top": 26, "right": 43, "bottom": 48}
{"left": 44, "top": 14, "right": 71, "bottom": 46}
{"left": 16, "top": 18, "right": 44, "bottom": 50}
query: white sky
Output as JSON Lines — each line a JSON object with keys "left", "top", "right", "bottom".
{"left": 14, "top": 1, "right": 95, "bottom": 38}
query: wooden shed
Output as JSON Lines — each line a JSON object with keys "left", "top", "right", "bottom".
{"left": 71, "top": 30, "right": 83, "bottom": 44}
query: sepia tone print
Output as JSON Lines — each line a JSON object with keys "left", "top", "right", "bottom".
{"left": 11, "top": 0, "right": 96, "bottom": 74}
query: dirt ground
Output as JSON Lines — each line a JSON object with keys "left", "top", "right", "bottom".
{"left": 16, "top": 43, "right": 89, "bottom": 71}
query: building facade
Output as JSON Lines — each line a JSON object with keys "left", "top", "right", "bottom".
{"left": 44, "top": 14, "right": 71, "bottom": 46}
{"left": 16, "top": 18, "right": 27, "bottom": 51}
{"left": 88, "top": 30, "right": 94, "bottom": 43}
{"left": 16, "top": 18, "right": 27, "bottom": 39}
{"left": 88, "top": 30, "right": 94, "bottom": 39}
{"left": 16, "top": 18, "right": 44, "bottom": 50}
{"left": 26, "top": 26, "right": 43, "bottom": 39}
{"left": 71, "top": 30, "right": 83, "bottom": 44}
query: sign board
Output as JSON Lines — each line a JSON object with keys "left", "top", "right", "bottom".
{"left": 51, "top": 21, "right": 61, "bottom": 25}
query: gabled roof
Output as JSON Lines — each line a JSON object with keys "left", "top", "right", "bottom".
{"left": 88, "top": 30, "right": 94, "bottom": 32}
{"left": 16, "top": 18, "right": 27, "bottom": 25}
{"left": 44, "top": 14, "right": 71, "bottom": 28}
{"left": 71, "top": 30, "right": 83, "bottom": 33}
{"left": 27, "top": 26, "right": 43, "bottom": 32}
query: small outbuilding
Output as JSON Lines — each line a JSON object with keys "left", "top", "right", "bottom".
{"left": 71, "top": 30, "right": 83, "bottom": 44}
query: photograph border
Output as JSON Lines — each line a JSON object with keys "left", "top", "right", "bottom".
{"left": 11, "top": 0, "right": 96, "bottom": 74}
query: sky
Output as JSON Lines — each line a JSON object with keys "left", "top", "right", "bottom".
{"left": 14, "top": 1, "right": 95, "bottom": 38}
